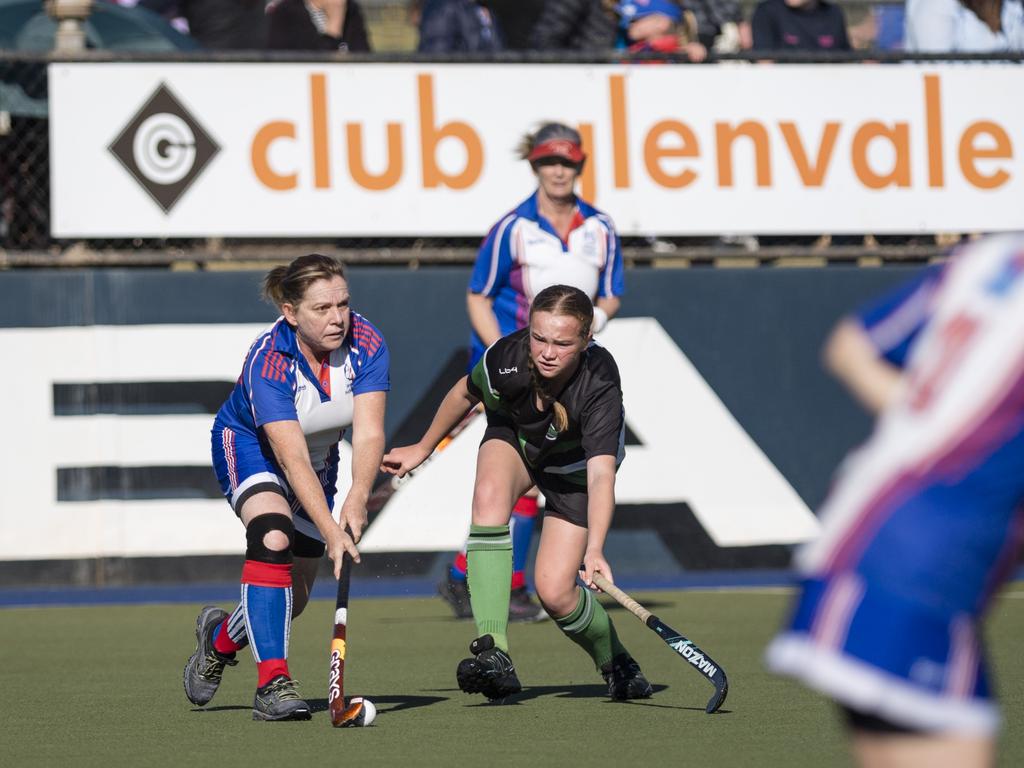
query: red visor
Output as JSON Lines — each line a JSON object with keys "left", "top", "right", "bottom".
{"left": 528, "top": 139, "right": 586, "bottom": 164}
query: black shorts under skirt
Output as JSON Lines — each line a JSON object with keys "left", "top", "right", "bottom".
{"left": 481, "top": 420, "right": 588, "bottom": 528}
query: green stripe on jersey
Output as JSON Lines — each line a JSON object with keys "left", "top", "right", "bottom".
{"left": 471, "top": 352, "right": 503, "bottom": 413}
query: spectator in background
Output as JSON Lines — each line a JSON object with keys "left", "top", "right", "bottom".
{"left": 751, "top": 0, "right": 851, "bottom": 52}
{"left": 844, "top": 4, "right": 877, "bottom": 50}
{"left": 906, "top": 0, "right": 1024, "bottom": 52}
{"left": 487, "top": 0, "right": 545, "bottom": 49}
{"left": 688, "top": 0, "right": 751, "bottom": 52}
{"left": 529, "top": 0, "right": 618, "bottom": 51}
{"left": 417, "top": 0, "right": 502, "bottom": 52}
{"left": 137, "top": 0, "right": 267, "bottom": 48}
{"left": 267, "top": 0, "right": 372, "bottom": 51}
{"left": 875, "top": 4, "right": 906, "bottom": 49}
{"left": 615, "top": 0, "right": 708, "bottom": 61}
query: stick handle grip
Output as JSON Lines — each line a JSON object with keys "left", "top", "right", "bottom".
{"left": 592, "top": 572, "right": 652, "bottom": 624}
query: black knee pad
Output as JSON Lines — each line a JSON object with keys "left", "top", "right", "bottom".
{"left": 245, "top": 513, "right": 294, "bottom": 565}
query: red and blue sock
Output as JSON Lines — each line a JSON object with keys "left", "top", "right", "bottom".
{"left": 212, "top": 603, "right": 248, "bottom": 655}
{"left": 510, "top": 496, "right": 539, "bottom": 590}
{"left": 240, "top": 560, "right": 293, "bottom": 688}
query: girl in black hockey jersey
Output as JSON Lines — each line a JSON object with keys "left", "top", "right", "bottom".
{"left": 381, "top": 284, "right": 650, "bottom": 701}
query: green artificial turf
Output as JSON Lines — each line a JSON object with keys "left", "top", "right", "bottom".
{"left": 7, "top": 586, "right": 1023, "bottom": 767}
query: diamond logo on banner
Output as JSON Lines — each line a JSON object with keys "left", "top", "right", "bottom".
{"left": 108, "top": 83, "right": 219, "bottom": 213}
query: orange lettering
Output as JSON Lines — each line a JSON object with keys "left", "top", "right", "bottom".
{"left": 311, "top": 73, "right": 330, "bottom": 189}
{"left": 924, "top": 74, "right": 944, "bottom": 188}
{"left": 578, "top": 123, "right": 596, "bottom": 203}
{"left": 609, "top": 75, "right": 630, "bottom": 188}
{"left": 716, "top": 122, "right": 771, "bottom": 187}
{"left": 959, "top": 121, "right": 1012, "bottom": 189}
{"left": 779, "top": 122, "right": 839, "bottom": 187}
{"left": 417, "top": 74, "right": 483, "bottom": 189}
{"left": 851, "top": 122, "right": 911, "bottom": 189}
{"left": 252, "top": 121, "right": 297, "bottom": 191}
{"left": 346, "top": 123, "right": 403, "bottom": 191}
{"left": 644, "top": 120, "right": 699, "bottom": 189}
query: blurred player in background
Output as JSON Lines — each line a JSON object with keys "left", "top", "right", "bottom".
{"left": 439, "top": 121, "right": 625, "bottom": 623}
{"left": 385, "top": 285, "right": 651, "bottom": 702}
{"left": 183, "top": 254, "right": 389, "bottom": 721}
{"left": 767, "top": 233, "right": 1024, "bottom": 767}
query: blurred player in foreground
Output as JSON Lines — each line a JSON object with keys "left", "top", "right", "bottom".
{"left": 767, "top": 234, "right": 1024, "bottom": 767}
{"left": 183, "top": 254, "right": 389, "bottom": 721}
{"left": 384, "top": 285, "right": 650, "bottom": 701}
{"left": 440, "top": 121, "right": 625, "bottom": 623}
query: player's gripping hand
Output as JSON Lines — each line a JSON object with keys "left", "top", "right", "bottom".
{"left": 326, "top": 525, "right": 360, "bottom": 578}
{"left": 580, "top": 550, "right": 613, "bottom": 592}
{"left": 340, "top": 497, "right": 368, "bottom": 544}
{"left": 380, "top": 443, "right": 432, "bottom": 478}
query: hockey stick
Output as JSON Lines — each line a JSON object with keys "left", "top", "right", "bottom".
{"left": 328, "top": 548, "right": 365, "bottom": 727}
{"left": 592, "top": 572, "right": 728, "bottom": 714}
{"left": 367, "top": 404, "right": 481, "bottom": 515}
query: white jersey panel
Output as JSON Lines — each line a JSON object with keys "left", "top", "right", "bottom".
{"left": 512, "top": 217, "right": 607, "bottom": 301}
{"left": 295, "top": 343, "right": 357, "bottom": 472}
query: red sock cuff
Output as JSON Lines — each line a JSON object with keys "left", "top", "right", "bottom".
{"left": 213, "top": 618, "right": 243, "bottom": 654}
{"left": 257, "top": 659, "right": 290, "bottom": 688}
{"left": 241, "top": 560, "right": 293, "bottom": 587}
{"left": 512, "top": 496, "right": 539, "bottom": 517}
{"left": 511, "top": 571, "right": 526, "bottom": 590}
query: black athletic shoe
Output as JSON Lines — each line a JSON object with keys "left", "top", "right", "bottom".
{"left": 601, "top": 654, "right": 653, "bottom": 701}
{"left": 456, "top": 634, "right": 522, "bottom": 701}
{"left": 252, "top": 676, "right": 312, "bottom": 721}
{"left": 438, "top": 573, "right": 474, "bottom": 619}
{"left": 508, "top": 587, "right": 548, "bottom": 623}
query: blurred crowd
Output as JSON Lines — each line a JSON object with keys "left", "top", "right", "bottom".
{"left": 104, "top": 1, "right": 1024, "bottom": 56}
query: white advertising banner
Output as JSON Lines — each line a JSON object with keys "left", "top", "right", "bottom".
{"left": 49, "top": 62, "right": 1024, "bottom": 237}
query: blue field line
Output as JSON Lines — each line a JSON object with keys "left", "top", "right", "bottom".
{"left": 0, "top": 570, "right": 800, "bottom": 609}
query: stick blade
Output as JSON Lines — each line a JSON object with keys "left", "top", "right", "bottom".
{"left": 705, "top": 675, "right": 728, "bottom": 714}
{"left": 330, "top": 699, "right": 365, "bottom": 728}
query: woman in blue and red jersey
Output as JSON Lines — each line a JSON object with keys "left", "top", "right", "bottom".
{"left": 438, "top": 122, "right": 625, "bottom": 623}
{"left": 183, "top": 254, "right": 389, "bottom": 721}
{"left": 767, "top": 234, "right": 1024, "bottom": 767}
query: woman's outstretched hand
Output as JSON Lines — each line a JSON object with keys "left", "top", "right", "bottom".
{"left": 381, "top": 443, "right": 432, "bottom": 478}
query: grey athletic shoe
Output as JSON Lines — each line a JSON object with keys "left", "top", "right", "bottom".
{"left": 252, "top": 675, "right": 312, "bottom": 721}
{"left": 183, "top": 606, "right": 237, "bottom": 706}
{"left": 456, "top": 634, "right": 522, "bottom": 701}
{"left": 601, "top": 653, "right": 653, "bottom": 701}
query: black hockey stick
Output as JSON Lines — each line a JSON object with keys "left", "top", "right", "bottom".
{"left": 592, "top": 572, "right": 728, "bottom": 713}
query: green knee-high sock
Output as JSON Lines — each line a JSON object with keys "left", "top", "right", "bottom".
{"left": 554, "top": 587, "right": 628, "bottom": 670}
{"left": 466, "top": 524, "right": 512, "bottom": 651}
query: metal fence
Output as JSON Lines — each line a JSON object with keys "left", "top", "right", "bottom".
{"left": 2, "top": 46, "right": 1019, "bottom": 267}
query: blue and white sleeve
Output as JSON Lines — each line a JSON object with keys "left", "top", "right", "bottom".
{"left": 599, "top": 218, "right": 625, "bottom": 298}
{"left": 469, "top": 215, "right": 515, "bottom": 297}
{"left": 854, "top": 264, "right": 944, "bottom": 369}
{"left": 351, "top": 315, "right": 391, "bottom": 395}
{"left": 247, "top": 348, "right": 298, "bottom": 426}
